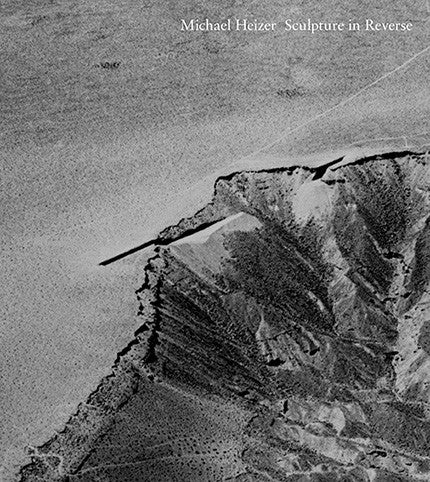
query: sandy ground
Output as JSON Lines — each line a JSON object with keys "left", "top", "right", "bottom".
{"left": 1, "top": 0, "right": 429, "bottom": 478}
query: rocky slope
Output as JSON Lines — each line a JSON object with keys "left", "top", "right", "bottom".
{"left": 20, "top": 151, "right": 430, "bottom": 481}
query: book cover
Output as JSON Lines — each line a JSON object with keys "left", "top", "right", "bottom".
{"left": 1, "top": 1, "right": 429, "bottom": 480}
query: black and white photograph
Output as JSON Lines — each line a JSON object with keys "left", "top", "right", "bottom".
{"left": 1, "top": 1, "right": 430, "bottom": 480}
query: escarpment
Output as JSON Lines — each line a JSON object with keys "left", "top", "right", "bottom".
{"left": 20, "top": 151, "right": 430, "bottom": 481}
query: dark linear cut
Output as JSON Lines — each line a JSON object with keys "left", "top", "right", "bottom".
{"left": 99, "top": 150, "right": 420, "bottom": 267}
{"left": 99, "top": 155, "right": 347, "bottom": 266}
{"left": 99, "top": 239, "right": 157, "bottom": 265}
{"left": 99, "top": 219, "right": 232, "bottom": 265}
{"left": 312, "top": 155, "right": 345, "bottom": 180}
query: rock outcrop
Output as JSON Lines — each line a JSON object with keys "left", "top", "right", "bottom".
{"left": 20, "top": 151, "right": 430, "bottom": 481}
